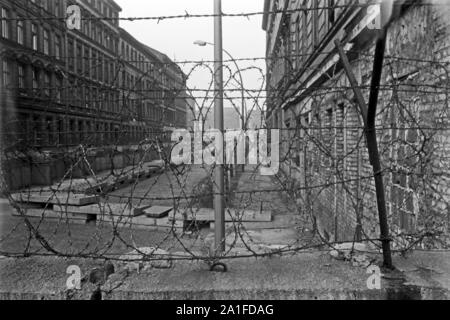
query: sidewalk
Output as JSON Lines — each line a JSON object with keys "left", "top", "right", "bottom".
{"left": 225, "top": 166, "right": 311, "bottom": 245}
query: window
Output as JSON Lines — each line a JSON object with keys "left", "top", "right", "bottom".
{"left": 41, "top": 0, "right": 48, "bottom": 11}
{"left": 17, "top": 19, "right": 24, "bottom": 44}
{"left": 105, "top": 34, "right": 110, "bottom": 49}
{"left": 97, "top": 27, "right": 102, "bottom": 45}
{"left": 55, "top": 35, "right": 61, "bottom": 59}
{"left": 44, "top": 72, "right": 51, "bottom": 96}
{"left": 76, "top": 44, "right": 82, "bottom": 73}
{"left": 84, "top": 47, "right": 90, "bottom": 76}
{"left": 1, "top": 8, "right": 10, "bottom": 39}
{"left": 83, "top": 18, "right": 89, "bottom": 36}
{"left": 91, "top": 23, "right": 96, "bottom": 39}
{"left": 328, "top": 0, "right": 335, "bottom": 25}
{"left": 56, "top": 77, "right": 62, "bottom": 103}
{"left": 18, "top": 64, "right": 25, "bottom": 88}
{"left": 92, "top": 51, "right": 97, "bottom": 79}
{"left": 68, "top": 38, "right": 74, "bottom": 71}
{"left": 54, "top": 1, "right": 60, "bottom": 16}
{"left": 43, "top": 29, "right": 50, "bottom": 54}
{"left": 113, "top": 12, "right": 118, "bottom": 26}
{"left": 31, "top": 24, "right": 38, "bottom": 50}
{"left": 109, "top": 62, "right": 114, "bottom": 81}
{"left": 2, "top": 59, "right": 10, "bottom": 87}
{"left": 98, "top": 54, "right": 103, "bottom": 81}
{"left": 104, "top": 60, "right": 108, "bottom": 83}
{"left": 32, "top": 67, "right": 39, "bottom": 90}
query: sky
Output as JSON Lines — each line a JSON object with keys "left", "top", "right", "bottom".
{"left": 114, "top": 0, "right": 267, "bottom": 114}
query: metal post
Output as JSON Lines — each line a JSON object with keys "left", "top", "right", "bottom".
{"left": 366, "top": 25, "right": 392, "bottom": 269}
{"left": 213, "top": 0, "right": 225, "bottom": 255}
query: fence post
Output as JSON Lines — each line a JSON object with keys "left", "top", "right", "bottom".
{"left": 335, "top": 36, "right": 393, "bottom": 269}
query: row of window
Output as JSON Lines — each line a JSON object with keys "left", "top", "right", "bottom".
{"left": 29, "top": 0, "right": 63, "bottom": 17}
{"left": 1, "top": 7, "right": 63, "bottom": 59}
{"left": 80, "top": 13, "right": 118, "bottom": 52}
{"left": 84, "top": 0, "right": 119, "bottom": 25}
{"left": 1, "top": 8, "right": 117, "bottom": 59}
{"left": 2, "top": 58, "right": 175, "bottom": 123}
{"left": 67, "top": 36, "right": 117, "bottom": 85}
{"left": 120, "top": 42, "right": 184, "bottom": 89}
{"left": 12, "top": 115, "right": 155, "bottom": 147}
{"left": 269, "top": 0, "right": 348, "bottom": 78}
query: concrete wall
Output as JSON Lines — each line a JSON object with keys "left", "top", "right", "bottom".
{"left": 1, "top": 145, "right": 161, "bottom": 191}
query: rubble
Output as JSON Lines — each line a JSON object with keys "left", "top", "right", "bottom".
{"left": 328, "top": 242, "right": 378, "bottom": 268}
{"left": 119, "top": 247, "right": 173, "bottom": 273}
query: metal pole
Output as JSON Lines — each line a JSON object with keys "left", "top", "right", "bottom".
{"left": 366, "top": 25, "right": 392, "bottom": 269}
{"left": 213, "top": 0, "right": 225, "bottom": 255}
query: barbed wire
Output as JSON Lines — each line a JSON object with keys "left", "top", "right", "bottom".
{"left": 0, "top": 1, "right": 449, "bottom": 279}
{"left": 0, "top": 3, "right": 383, "bottom": 22}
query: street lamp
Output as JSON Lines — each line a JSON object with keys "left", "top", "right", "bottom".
{"left": 210, "top": 0, "right": 225, "bottom": 256}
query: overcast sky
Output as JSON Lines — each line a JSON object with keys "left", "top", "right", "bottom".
{"left": 115, "top": 0, "right": 267, "bottom": 112}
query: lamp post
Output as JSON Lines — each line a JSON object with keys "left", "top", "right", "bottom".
{"left": 211, "top": 0, "right": 225, "bottom": 255}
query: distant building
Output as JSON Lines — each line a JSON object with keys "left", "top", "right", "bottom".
{"left": 119, "top": 29, "right": 187, "bottom": 141}
{"left": 190, "top": 106, "right": 264, "bottom": 131}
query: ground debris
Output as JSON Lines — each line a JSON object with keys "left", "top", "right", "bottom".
{"left": 329, "top": 242, "right": 378, "bottom": 268}
{"left": 119, "top": 247, "right": 173, "bottom": 273}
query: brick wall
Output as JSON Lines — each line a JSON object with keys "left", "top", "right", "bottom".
{"left": 289, "top": 4, "right": 450, "bottom": 247}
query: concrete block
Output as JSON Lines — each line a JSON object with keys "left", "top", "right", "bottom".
{"left": 95, "top": 157, "right": 110, "bottom": 172}
{"left": 9, "top": 166, "right": 22, "bottom": 191}
{"left": 144, "top": 206, "right": 173, "bottom": 218}
{"left": 54, "top": 202, "right": 148, "bottom": 217}
{"left": 154, "top": 217, "right": 184, "bottom": 228}
{"left": 113, "top": 155, "right": 125, "bottom": 169}
{"left": 51, "top": 159, "right": 66, "bottom": 181}
{"left": 12, "top": 209, "right": 88, "bottom": 224}
{"left": 170, "top": 208, "right": 272, "bottom": 223}
{"left": 11, "top": 192, "right": 99, "bottom": 206}
{"left": 21, "top": 165, "right": 32, "bottom": 188}
{"left": 31, "top": 163, "right": 52, "bottom": 186}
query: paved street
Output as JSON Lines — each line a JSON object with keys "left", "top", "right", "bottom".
{"left": 0, "top": 163, "right": 312, "bottom": 258}
{"left": 0, "top": 198, "right": 200, "bottom": 259}
{"left": 108, "top": 165, "right": 212, "bottom": 208}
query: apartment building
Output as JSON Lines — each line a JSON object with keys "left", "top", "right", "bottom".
{"left": 0, "top": 0, "right": 188, "bottom": 189}
{"left": 0, "top": 0, "right": 188, "bottom": 149}
{"left": 262, "top": 0, "right": 450, "bottom": 243}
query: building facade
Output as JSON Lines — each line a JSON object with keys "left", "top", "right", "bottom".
{"left": 0, "top": 0, "right": 188, "bottom": 189}
{"left": 0, "top": 0, "right": 187, "bottom": 150}
{"left": 263, "top": 0, "right": 450, "bottom": 245}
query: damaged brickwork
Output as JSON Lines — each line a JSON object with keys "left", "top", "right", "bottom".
{"left": 279, "top": 4, "right": 450, "bottom": 247}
